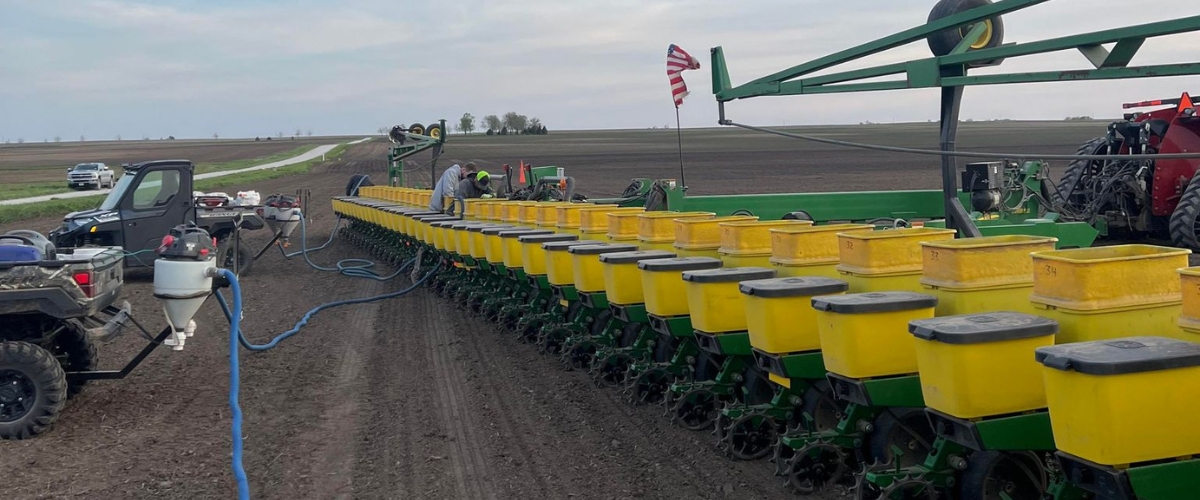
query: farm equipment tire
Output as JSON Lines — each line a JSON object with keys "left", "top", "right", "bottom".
{"left": 50, "top": 320, "right": 97, "bottom": 397}
{"left": 217, "top": 236, "right": 255, "bottom": 276}
{"left": 426, "top": 123, "right": 442, "bottom": 140}
{"left": 927, "top": 0, "right": 1004, "bottom": 59}
{"left": 0, "top": 342, "right": 67, "bottom": 440}
{"left": 1169, "top": 173, "right": 1200, "bottom": 249}
{"left": 345, "top": 174, "right": 374, "bottom": 196}
{"left": 959, "top": 450, "right": 1047, "bottom": 500}
{"left": 867, "top": 408, "right": 937, "bottom": 469}
{"left": 409, "top": 123, "right": 426, "bottom": 136}
{"left": 799, "top": 379, "right": 843, "bottom": 433}
{"left": 1053, "top": 137, "right": 1110, "bottom": 211}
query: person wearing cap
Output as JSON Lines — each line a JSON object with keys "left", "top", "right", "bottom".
{"left": 430, "top": 162, "right": 478, "bottom": 213}
{"left": 453, "top": 170, "right": 495, "bottom": 216}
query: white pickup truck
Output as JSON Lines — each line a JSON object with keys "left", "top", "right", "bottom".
{"left": 66, "top": 163, "right": 116, "bottom": 190}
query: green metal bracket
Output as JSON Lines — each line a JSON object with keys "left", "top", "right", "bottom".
{"left": 975, "top": 412, "right": 1056, "bottom": 451}
{"left": 861, "top": 375, "right": 925, "bottom": 408}
{"left": 777, "top": 351, "right": 828, "bottom": 380}
{"left": 1127, "top": 459, "right": 1200, "bottom": 500}
{"left": 387, "top": 119, "right": 448, "bottom": 188}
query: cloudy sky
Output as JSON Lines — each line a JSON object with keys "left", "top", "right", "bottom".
{"left": 2, "top": 0, "right": 1197, "bottom": 140}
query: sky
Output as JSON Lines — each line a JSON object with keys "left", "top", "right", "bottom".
{"left": 1, "top": 0, "right": 1198, "bottom": 141}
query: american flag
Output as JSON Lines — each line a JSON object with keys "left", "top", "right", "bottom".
{"left": 667, "top": 44, "right": 701, "bottom": 107}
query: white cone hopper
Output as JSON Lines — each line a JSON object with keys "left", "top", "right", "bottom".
{"left": 153, "top": 258, "right": 215, "bottom": 350}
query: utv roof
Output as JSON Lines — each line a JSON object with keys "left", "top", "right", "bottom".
{"left": 124, "top": 160, "right": 195, "bottom": 172}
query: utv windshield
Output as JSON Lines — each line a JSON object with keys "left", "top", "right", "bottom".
{"left": 98, "top": 174, "right": 135, "bottom": 210}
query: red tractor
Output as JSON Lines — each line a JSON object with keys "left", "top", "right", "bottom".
{"left": 1054, "top": 92, "right": 1200, "bottom": 248}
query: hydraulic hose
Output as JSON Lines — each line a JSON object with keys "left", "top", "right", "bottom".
{"left": 218, "top": 259, "right": 440, "bottom": 499}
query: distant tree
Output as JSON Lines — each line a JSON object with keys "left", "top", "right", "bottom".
{"left": 377, "top": 127, "right": 387, "bottom": 134}
{"left": 306, "top": 130, "right": 313, "bottom": 137}
{"left": 277, "top": 131, "right": 284, "bottom": 138}
{"left": 17, "top": 138, "right": 24, "bottom": 144}
{"left": 167, "top": 135, "right": 175, "bottom": 140}
{"left": 541, "top": 125, "right": 548, "bottom": 135}
{"left": 80, "top": 135, "right": 86, "bottom": 141}
{"left": 43, "top": 139, "right": 47, "bottom": 143}
{"left": 116, "top": 134, "right": 122, "bottom": 141}
{"left": 295, "top": 128, "right": 302, "bottom": 137}
{"left": 484, "top": 114, "right": 502, "bottom": 131}
{"left": 213, "top": 133, "right": 219, "bottom": 139}
{"left": 459, "top": 113, "right": 476, "bottom": 135}
{"left": 143, "top": 136, "right": 150, "bottom": 141}
{"left": 502, "top": 112, "right": 528, "bottom": 133}
{"left": 486, "top": 129, "right": 494, "bottom": 136}
{"left": 54, "top": 136, "right": 61, "bottom": 143}
{"left": 499, "top": 127, "right": 508, "bottom": 136}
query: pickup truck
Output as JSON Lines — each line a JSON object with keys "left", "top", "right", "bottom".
{"left": 66, "top": 163, "right": 116, "bottom": 190}
{"left": 50, "top": 160, "right": 266, "bottom": 275}
{"left": 0, "top": 236, "right": 128, "bottom": 439}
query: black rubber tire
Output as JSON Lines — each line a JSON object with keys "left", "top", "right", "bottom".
{"left": 616, "top": 322, "right": 642, "bottom": 348}
{"left": 959, "top": 450, "right": 1047, "bottom": 500}
{"left": 798, "top": 379, "right": 842, "bottom": 433}
{"left": 1052, "top": 137, "right": 1110, "bottom": 210}
{"left": 1170, "top": 173, "right": 1200, "bottom": 249}
{"left": 426, "top": 123, "right": 442, "bottom": 140}
{"left": 867, "top": 408, "right": 936, "bottom": 469}
{"left": 589, "top": 309, "right": 614, "bottom": 338}
{"left": 409, "top": 123, "right": 426, "bottom": 136}
{"left": 217, "top": 236, "right": 255, "bottom": 276}
{"left": 0, "top": 342, "right": 68, "bottom": 440}
{"left": 345, "top": 174, "right": 374, "bottom": 196}
{"left": 50, "top": 321, "right": 97, "bottom": 397}
{"left": 927, "top": 0, "right": 1004, "bottom": 57}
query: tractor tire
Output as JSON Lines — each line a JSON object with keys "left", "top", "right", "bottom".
{"left": 1052, "top": 137, "right": 1110, "bottom": 211}
{"left": 0, "top": 341, "right": 68, "bottom": 440}
{"left": 1169, "top": 173, "right": 1200, "bottom": 249}
{"left": 959, "top": 450, "right": 1048, "bottom": 500}
{"left": 426, "top": 123, "right": 443, "bottom": 140}
{"left": 409, "top": 123, "right": 426, "bottom": 136}
{"left": 346, "top": 174, "right": 373, "bottom": 196}
{"left": 927, "top": 0, "right": 1004, "bottom": 58}
{"left": 50, "top": 321, "right": 97, "bottom": 397}
{"left": 217, "top": 236, "right": 255, "bottom": 276}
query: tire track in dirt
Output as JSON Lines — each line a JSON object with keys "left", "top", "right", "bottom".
{"left": 422, "top": 288, "right": 496, "bottom": 499}
{"left": 440, "top": 302, "right": 553, "bottom": 498}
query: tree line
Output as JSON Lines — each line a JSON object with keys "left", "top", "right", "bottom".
{"left": 457, "top": 112, "right": 547, "bottom": 136}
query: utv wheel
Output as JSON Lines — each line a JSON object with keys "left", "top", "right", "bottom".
{"left": 927, "top": 0, "right": 1005, "bottom": 61}
{"left": 1170, "top": 173, "right": 1200, "bottom": 250}
{"left": 48, "top": 321, "right": 98, "bottom": 397}
{"left": 0, "top": 342, "right": 68, "bottom": 440}
{"left": 217, "top": 236, "right": 255, "bottom": 276}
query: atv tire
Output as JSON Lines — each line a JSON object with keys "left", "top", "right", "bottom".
{"left": 50, "top": 321, "right": 97, "bottom": 397}
{"left": 1052, "top": 137, "right": 1110, "bottom": 212}
{"left": 0, "top": 342, "right": 68, "bottom": 440}
{"left": 1170, "top": 173, "right": 1200, "bottom": 249}
{"left": 927, "top": 0, "right": 1005, "bottom": 59}
{"left": 217, "top": 236, "right": 255, "bottom": 276}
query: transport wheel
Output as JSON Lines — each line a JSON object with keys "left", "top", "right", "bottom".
{"left": 217, "top": 236, "right": 255, "bottom": 276}
{"left": 1170, "top": 173, "right": 1200, "bottom": 249}
{"left": 47, "top": 321, "right": 97, "bottom": 397}
{"left": 426, "top": 123, "right": 442, "bottom": 140}
{"left": 959, "top": 450, "right": 1047, "bottom": 500}
{"left": 345, "top": 174, "right": 373, "bottom": 196}
{"left": 867, "top": 408, "right": 937, "bottom": 469}
{"left": 408, "top": 123, "right": 426, "bottom": 136}
{"left": 0, "top": 342, "right": 67, "bottom": 440}
{"left": 786, "top": 441, "right": 851, "bottom": 494}
{"left": 927, "top": 0, "right": 1004, "bottom": 58}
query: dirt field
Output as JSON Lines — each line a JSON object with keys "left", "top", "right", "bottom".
{"left": 0, "top": 137, "right": 359, "bottom": 186}
{"left": 0, "top": 123, "right": 1121, "bottom": 499}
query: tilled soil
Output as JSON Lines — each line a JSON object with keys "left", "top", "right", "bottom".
{"left": 0, "top": 123, "right": 1147, "bottom": 499}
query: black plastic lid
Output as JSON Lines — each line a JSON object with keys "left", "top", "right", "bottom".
{"left": 449, "top": 221, "right": 483, "bottom": 229}
{"left": 414, "top": 214, "right": 456, "bottom": 222}
{"left": 682, "top": 267, "right": 775, "bottom": 283}
{"left": 811, "top": 291, "right": 938, "bottom": 314}
{"left": 405, "top": 211, "right": 443, "bottom": 218}
{"left": 469, "top": 224, "right": 513, "bottom": 233}
{"left": 739, "top": 277, "right": 849, "bottom": 298}
{"left": 519, "top": 233, "right": 578, "bottom": 244}
{"left": 499, "top": 229, "right": 554, "bottom": 239}
{"left": 544, "top": 239, "right": 606, "bottom": 251}
{"left": 481, "top": 226, "right": 520, "bottom": 235}
{"left": 1035, "top": 337, "right": 1200, "bottom": 376}
{"left": 638, "top": 257, "right": 723, "bottom": 272}
{"left": 430, "top": 221, "right": 459, "bottom": 228}
{"left": 599, "top": 250, "right": 677, "bottom": 264}
{"left": 567, "top": 243, "right": 639, "bottom": 255}
{"left": 910, "top": 312, "right": 1057, "bottom": 345}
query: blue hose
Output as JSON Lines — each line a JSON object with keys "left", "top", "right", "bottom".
{"left": 277, "top": 216, "right": 406, "bottom": 281}
{"left": 219, "top": 261, "right": 439, "bottom": 499}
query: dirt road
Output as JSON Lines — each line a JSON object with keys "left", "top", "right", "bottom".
{"left": 0, "top": 123, "right": 1117, "bottom": 499}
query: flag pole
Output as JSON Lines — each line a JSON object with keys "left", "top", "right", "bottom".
{"left": 675, "top": 106, "right": 686, "bottom": 190}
